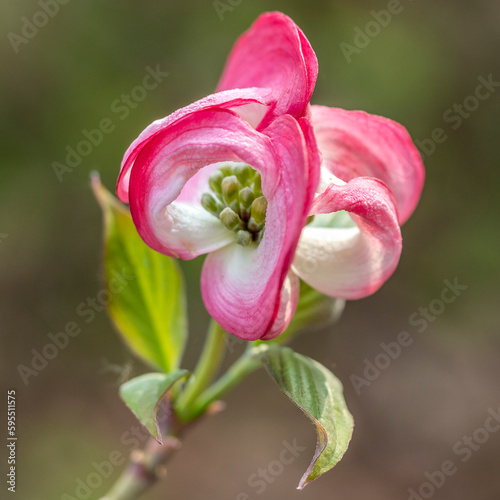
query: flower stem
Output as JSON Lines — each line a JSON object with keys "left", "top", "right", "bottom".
{"left": 99, "top": 436, "right": 181, "bottom": 500}
{"left": 98, "top": 336, "right": 267, "bottom": 500}
{"left": 188, "top": 344, "right": 268, "bottom": 419}
{"left": 174, "top": 319, "right": 227, "bottom": 421}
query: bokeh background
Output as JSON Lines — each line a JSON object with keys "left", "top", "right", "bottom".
{"left": 1, "top": 0, "right": 499, "bottom": 499}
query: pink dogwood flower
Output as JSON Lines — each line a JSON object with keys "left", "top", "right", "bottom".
{"left": 116, "top": 12, "right": 424, "bottom": 340}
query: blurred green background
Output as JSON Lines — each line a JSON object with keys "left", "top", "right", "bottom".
{"left": 1, "top": 0, "right": 499, "bottom": 499}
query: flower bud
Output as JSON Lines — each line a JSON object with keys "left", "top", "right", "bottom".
{"left": 250, "top": 196, "right": 267, "bottom": 224}
{"left": 239, "top": 187, "right": 254, "bottom": 221}
{"left": 239, "top": 187, "right": 255, "bottom": 208}
{"left": 221, "top": 175, "right": 240, "bottom": 207}
{"left": 208, "top": 170, "right": 224, "bottom": 195}
{"left": 234, "top": 164, "right": 253, "bottom": 185}
{"left": 219, "top": 164, "right": 233, "bottom": 177}
{"left": 220, "top": 207, "right": 244, "bottom": 231}
{"left": 236, "top": 230, "right": 252, "bottom": 246}
{"left": 253, "top": 172, "right": 262, "bottom": 197}
{"left": 201, "top": 193, "right": 222, "bottom": 216}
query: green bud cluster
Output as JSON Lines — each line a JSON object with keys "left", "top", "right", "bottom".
{"left": 201, "top": 164, "right": 268, "bottom": 246}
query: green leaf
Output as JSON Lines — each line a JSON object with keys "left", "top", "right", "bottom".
{"left": 92, "top": 173, "right": 187, "bottom": 373}
{"left": 119, "top": 370, "right": 188, "bottom": 443}
{"left": 263, "top": 345, "right": 353, "bottom": 489}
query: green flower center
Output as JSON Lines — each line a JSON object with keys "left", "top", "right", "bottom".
{"left": 201, "top": 163, "right": 268, "bottom": 246}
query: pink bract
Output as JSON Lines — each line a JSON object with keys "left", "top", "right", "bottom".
{"left": 117, "top": 12, "right": 424, "bottom": 340}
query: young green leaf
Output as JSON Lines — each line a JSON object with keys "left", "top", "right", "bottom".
{"left": 92, "top": 173, "right": 187, "bottom": 373}
{"left": 119, "top": 370, "right": 188, "bottom": 443}
{"left": 263, "top": 345, "right": 353, "bottom": 489}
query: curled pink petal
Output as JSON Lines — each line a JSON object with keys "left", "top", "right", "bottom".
{"left": 217, "top": 12, "right": 318, "bottom": 128}
{"left": 261, "top": 272, "right": 300, "bottom": 341}
{"left": 117, "top": 88, "right": 273, "bottom": 203}
{"left": 128, "top": 108, "right": 279, "bottom": 260}
{"left": 117, "top": 12, "right": 424, "bottom": 342}
{"left": 293, "top": 177, "right": 402, "bottom": 299}
{"left": 311, "top": 105, "right": 425, "bottom": 224}
{"left": 201, "top": 115, "right": 320, "bottom": 339}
